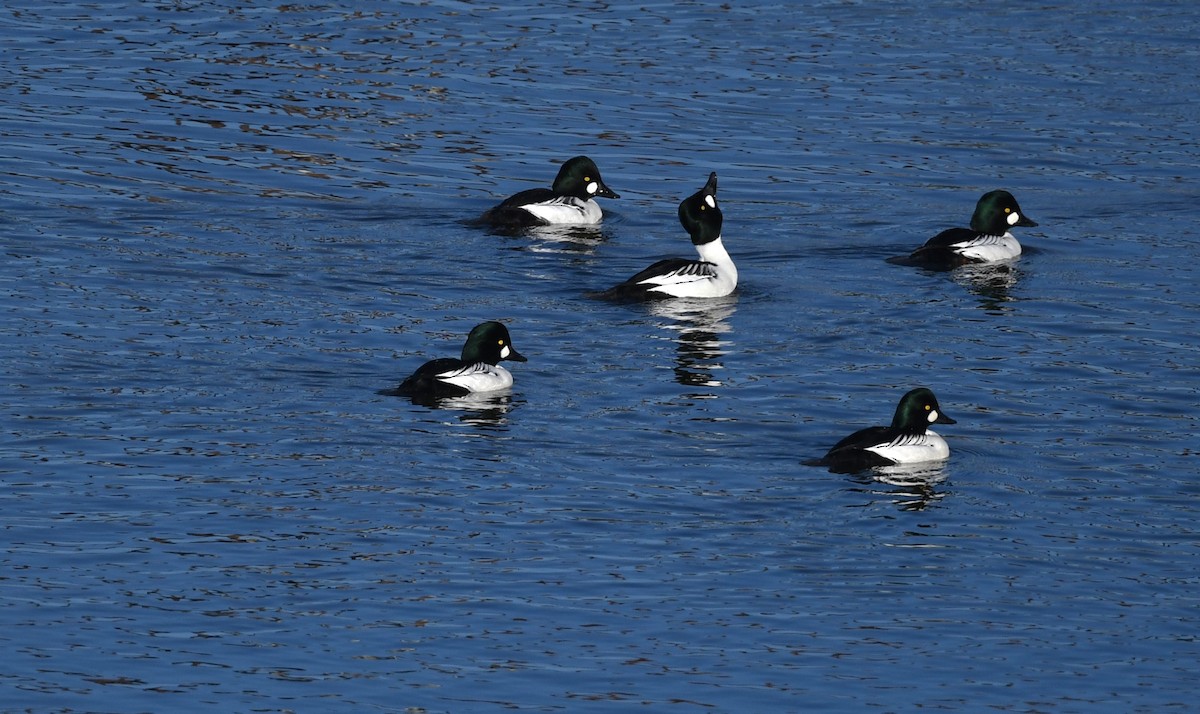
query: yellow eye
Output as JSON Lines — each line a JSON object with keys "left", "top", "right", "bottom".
{"left": 584, "top": 176, "right": 591, "bottom": 182}
{"left": 925, "top": 404, "right": 932, "bottom": 410}
{"left": 498, "top": 339, "right": 505, "bottom": 345}
{"left": 1004, "top": 207, "right": 1012, "bottom": 214}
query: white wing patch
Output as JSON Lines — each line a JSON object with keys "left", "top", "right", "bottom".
{"left": 865, "top": 430, "right": 950, "bottom": 465}
{"left": 953, "top": 232, "right": 1021, "bottom": 262}
{"left": 436, "top": 363, "right": 514, "bottom": 393}
{"left": 521, "top": 197, "right": 603, "bottom": 225}
{"left": 640, "top": 261, "right": 717, "bottom": 287}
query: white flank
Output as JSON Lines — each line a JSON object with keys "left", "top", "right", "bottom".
{"left": 953, "top": 232, "right": 1021, "bottom": 262}
{"left": 644, "top": 236, "right": 739, "bottom": 298}
{"left": 436, "top": 363, "right": 514, "bottom": 393}
{"left": 865, "top": 430, "right": 950, "bottom": 465}
{"left": 522, "top": 197, "right": 603, "bottom": 225}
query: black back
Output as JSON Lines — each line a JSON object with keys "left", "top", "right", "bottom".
{"left": 888, "top": 227, "right": 980, "bottom": 269}
{"left": 476, "top": 188, "right": 559, "bottom": 229}
{"left": 379, "top": 357, "right": 471, "bottom": 399}
{"left": 807, "top": 425, "right": 900, "bottom": 473}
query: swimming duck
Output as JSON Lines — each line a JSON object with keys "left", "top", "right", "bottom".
{"left": 599, "top": 172, "right": 736, "bottom": 300}
{"left": 890, "top": 190, "right": 1037, "bottom": 269}
{"left": 380, "top": 321, "right": 527, "bottom": 400}
{"left": 809, "top": 387, "right": 957, "bottom": 473}
{"left": 477, "top": 156, "right": 619, "bottom": 228}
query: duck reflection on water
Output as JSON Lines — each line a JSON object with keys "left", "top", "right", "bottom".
{"left": 646, "top": 295, "right": 738, "bottom": 390}
{"left": 952, "top": 260, "right": 1024, "bottom": 312}
{"left": 403, "top": 391, "right": 519, "bottom": 430}
{"left": 519, "top": 223, "right": 616, "bottom": 254}
{"left": 851, "top": 461, "right": 949, "bottom": 512}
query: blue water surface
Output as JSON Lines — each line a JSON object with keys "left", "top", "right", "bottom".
{"left": 2, "top": 1, "right": 1199, "bottom": 712}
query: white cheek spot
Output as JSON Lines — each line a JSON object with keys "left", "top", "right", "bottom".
{"left": 927, "top": 409, "right": 939, "bottom": 423}
{"left": 586, "top": 181, "right": 598, "bottom": 195}
{"left": 704, "top": 195, "right": 716, "bottom": 209}
{"left": 500, "top": 345, "right": 510, "bottom": 359}
{"left": 1007, "top": 211, "right": 1020, "bottom": 226}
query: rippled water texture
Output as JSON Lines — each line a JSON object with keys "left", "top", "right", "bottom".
{"left": 2, "top": 1, "right": 1199, "bottom": 711}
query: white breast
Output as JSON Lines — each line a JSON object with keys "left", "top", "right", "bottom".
{"left": 436, "top": 363, "right": 514, "bottom": 393}
{"left": 865, "top": 430, "right": 950, "bottom": 465}
{"left": 954, "top": 232, "right": 1021, "bottom": 262}
{"left": 521, "top": 197, "right": 603, "bottom": 225}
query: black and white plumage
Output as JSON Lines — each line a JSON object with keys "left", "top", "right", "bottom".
{"left": 476, "top": 156, "right": 619, "bottom": 229}
{"left": 380, "top": 321, "right": 527, "bottom": 401}
{"left": 889, "top": 190, "right": 1038, "bottom": 270}
{"left": 807, "top": 387, "right": 958, "bottom": 474}
{"left": 599, "top": 172, "right": 737, "bottom": 301}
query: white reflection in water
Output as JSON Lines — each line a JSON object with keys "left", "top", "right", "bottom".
{"left": 647, "top": 296, "right": 738, "bottom": 389}
{"left": 402, "top": 391, "right": 517, "bottom": 430}
{"left": 856, "top": 461, "right": 949, "bottom": 512}
{"left": 521, "top": 224, "right": 613, "bottom": 254}
{"left": 952, "top": 260, "right": 1023, "bottom": 311}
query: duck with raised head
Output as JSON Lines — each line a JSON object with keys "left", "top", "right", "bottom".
{"left": 599, "top": 172, "right": 736, "bottom": 300}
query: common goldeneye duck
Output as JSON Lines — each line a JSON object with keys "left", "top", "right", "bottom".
{"left": 380, "top": 321, "right": 527, "bottom": 400}
{"left": 598, "top": 171, "right": 737, "bottom": 300}
{"left": 808, "top": 387, "right": 957, "bottom": 474}
{"left": 890, "top": 190, "right": 1038, "bottom": 270}
{"left": 477, "top": 155, "right": 619, "bottom": 228}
